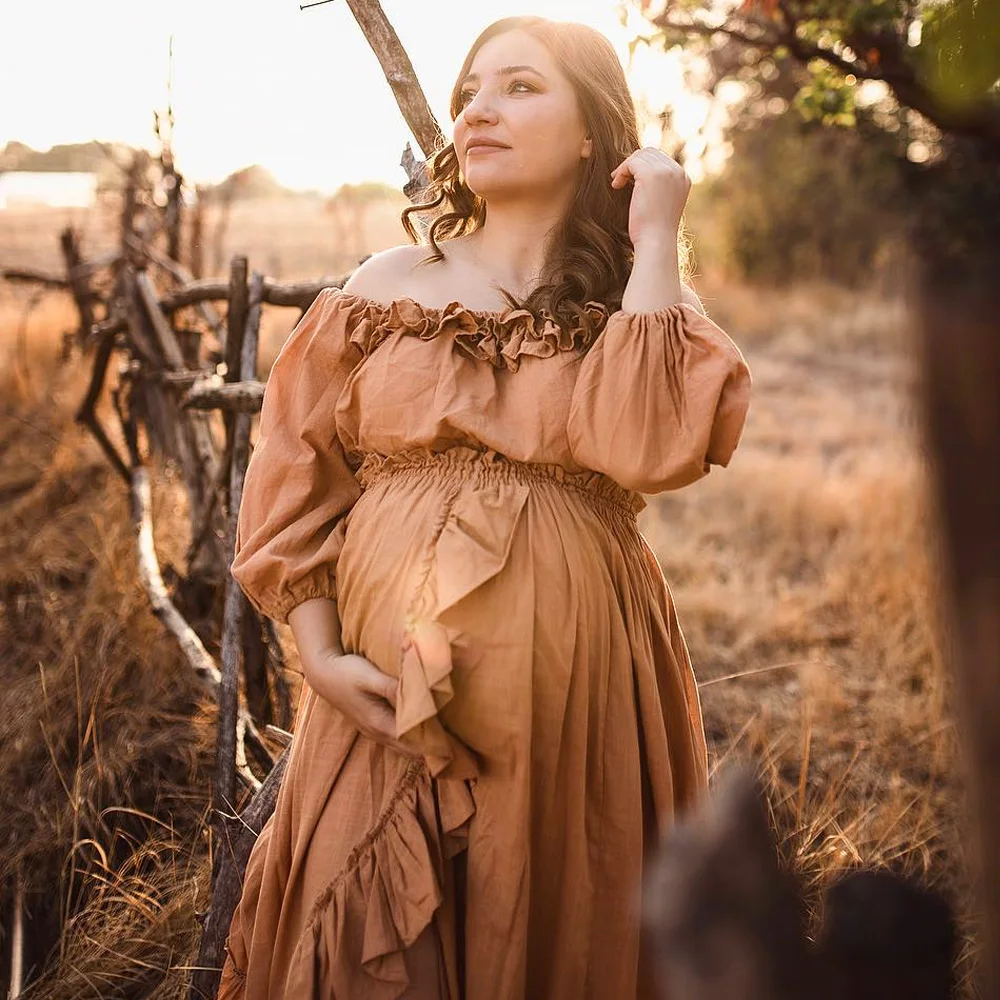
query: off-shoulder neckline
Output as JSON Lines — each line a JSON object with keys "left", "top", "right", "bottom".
{"left": 326, "top": 285, "right": 529, "bottom": 321}
{"left": 325, "top": 284, "right": 702, "bottom": 324}
{"left": 318, "top": 285, "right": 722, "bottom": 373}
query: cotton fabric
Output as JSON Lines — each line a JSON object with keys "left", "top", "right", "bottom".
{"left": 220, "top": 286, "right": 752, "bottom": 999}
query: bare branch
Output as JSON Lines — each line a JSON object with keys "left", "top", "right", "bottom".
{"left": 181, "top": 377, "right": 264, "bottom": 413}
{"left": 1, "top": 267, "right": 69, "bottom": 288}
{"left": 344, "top": 0, "right": 444, "bottom": 158}
{"left": 655, "top": 16, "right": 783, "bottom": 50}
{"left": 74, "top": 329, "right": 131, "bottom": 483}
{"left": 87, "top": 274, "right": 351, "bottom": 343}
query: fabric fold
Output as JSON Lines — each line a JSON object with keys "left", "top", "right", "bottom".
{"left": 394, "top": 473, "right": 530, "bottom": 780}
{"left": 283, "top": 758, "right": 474, "bottom": 998}
{"left": 566, "top": 302, "right": 752, "bottom": 494}
{"left": 231, "top": 287, "right": 366, "bottom": 624}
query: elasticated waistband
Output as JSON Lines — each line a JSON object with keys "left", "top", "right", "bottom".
{"left": 356, "top": 445, "right": 645, "bottom": 522}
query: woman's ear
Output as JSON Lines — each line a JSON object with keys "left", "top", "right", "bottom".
{"left": 581, "top": 134, "right": 593, "bottom": 159}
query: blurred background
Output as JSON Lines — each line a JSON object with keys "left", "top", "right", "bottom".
{"left": 1, "top": 0, "right": 997, "bottom": 996}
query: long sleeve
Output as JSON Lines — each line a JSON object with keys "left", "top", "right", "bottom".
{"left": 567, "top": 302, "right": 752, "bottom": 493}
{"left": 230, "top": 288, "right": 364, "bottom": 624}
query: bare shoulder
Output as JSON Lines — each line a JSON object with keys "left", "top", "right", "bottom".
{"left": 680, "top": 282, "right": 706, "bottom": 315}
{"left": 341, "top": 243, "right": 436, "bottom": 303}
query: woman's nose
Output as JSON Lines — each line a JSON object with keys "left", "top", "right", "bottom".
{"left": 462, "top": 91, "right": 498, "bottom": 125}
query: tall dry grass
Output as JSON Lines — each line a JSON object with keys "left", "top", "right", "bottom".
{"left": 0, "top": 288, "right": 217, "bottom": 997}
{"left": 645, "top": 275, "right": 970, "bottom": 983}
{"left": 0, "top": 202, "right": 970, "bottom": 995}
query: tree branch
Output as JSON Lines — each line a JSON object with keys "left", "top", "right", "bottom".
{"left": 344, "top": 0, "right": 444, "bottom": 158}
{"left": 654, "top": 10, "right": 1000, "bottom": 151}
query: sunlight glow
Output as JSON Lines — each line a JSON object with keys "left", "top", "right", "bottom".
{"left": 1, "top": 0, "right": 711, "bottom": 193}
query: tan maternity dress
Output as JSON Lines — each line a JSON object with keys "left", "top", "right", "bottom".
{"left": 219, "top": 285, "right": 752, "bottom": 1000}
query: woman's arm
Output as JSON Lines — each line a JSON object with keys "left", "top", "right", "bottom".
{"left": 621, "top": 238, "right": 683, "bottom": 313}
{"left": 567, "top": 148, "right": 751, "bottom": 493}
{"left": 229, "top": 282, "right": 411, "bottom": 754}
{"left": 289, "top": 597, "right": 345, "bottom": 666}
{"left": 610, "top": 145, "right": 693, "bottom": 314}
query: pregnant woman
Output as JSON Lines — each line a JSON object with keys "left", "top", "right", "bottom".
{"left": 219, "top": 14, "right": 751, "bottom": 1000}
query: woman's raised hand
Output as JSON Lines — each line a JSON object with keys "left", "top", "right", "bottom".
{"left": 304, "top": 651, "right": 418, "bottom": 757}
{"left": 610, "top": 147, "right": 691, "bottom": 251}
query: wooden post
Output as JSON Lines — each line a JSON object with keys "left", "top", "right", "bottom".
{"left": 122, "top": 265, "right": 184, "bottom": 463}
{"left": 189, "top": 748, "right": 289, "bottom": 1000}
{"left": 214, "top": 270, "right": 267, "bottom": 862}
{"left": 166, "top": 167, "right": 184, "bottom": 265}
{"left": 225, "top": 263, "right": 272, "bottom": 723}
{"left": 223, "top": 257, "right": 249, "bottom": 478}
{"left": 58, "top": 227, "right": 96, "bottom": 349}
{"left": 190, "top": 185, "right": 206, "bottom": 280}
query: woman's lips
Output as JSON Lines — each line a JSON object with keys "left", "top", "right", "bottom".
{"left": 466, "top": 144, "right": 509, "bottom": 155}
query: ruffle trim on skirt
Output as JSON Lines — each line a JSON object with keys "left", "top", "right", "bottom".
{"left": 283, "top": 758, "right": 475, "bottom": 997}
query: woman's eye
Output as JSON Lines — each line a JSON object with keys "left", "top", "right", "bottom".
{"left": 458, "top": 81, "right": 533, "bottom": 107}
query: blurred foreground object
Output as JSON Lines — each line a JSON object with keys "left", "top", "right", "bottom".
{"left": 643, "top": 766, "right": 957, "bottom": 1000}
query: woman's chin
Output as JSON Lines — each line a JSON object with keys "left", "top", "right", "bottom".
{"left": 463, "top": 172, "right": 526, "bottom": 202}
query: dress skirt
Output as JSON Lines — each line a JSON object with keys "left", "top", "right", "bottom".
{"left": 218, "top": 444, "right": 709, "bottom": 1000}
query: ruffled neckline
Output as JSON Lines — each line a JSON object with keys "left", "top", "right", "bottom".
{"left": 328, "top": 286, "right": 610, "bottom": 373}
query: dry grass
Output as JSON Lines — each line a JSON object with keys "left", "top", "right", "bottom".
{"left": 639, "top": 276, "right": 970, "bottom": 986}
{"left": 0, "top": 202, "right": 970, "bottom": 995}
{"left": 0, "top": 285, "right": 217, "bottom": 997}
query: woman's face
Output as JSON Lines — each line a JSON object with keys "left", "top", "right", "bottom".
{"left": 452, "top": 29, "right": 592, "bottom": 204}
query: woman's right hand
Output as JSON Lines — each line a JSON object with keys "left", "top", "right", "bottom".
{"left": 304, "top": 651, "right": 417, "bottom": 757}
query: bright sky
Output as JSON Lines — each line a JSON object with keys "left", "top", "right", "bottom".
{"left": 1, "top": 0, "right": 724, "bottom": 194}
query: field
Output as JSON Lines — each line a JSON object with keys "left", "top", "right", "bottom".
{"left": 0, "top": 199, "right": 968, "bottom": 994}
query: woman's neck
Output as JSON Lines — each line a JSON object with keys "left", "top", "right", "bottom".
{"left": 462, "top": 194, "right": 571, "bottom": 297}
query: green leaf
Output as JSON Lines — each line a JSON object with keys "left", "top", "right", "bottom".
{"left": 922, "top": 0, "right": 1000, "bottom": 109}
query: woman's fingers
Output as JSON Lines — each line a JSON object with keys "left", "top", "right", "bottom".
{"left": 354, "top": 654, "right": 399, "bottom": 706}
{"left": 610, "top": 147, "right": 684, "bottom": 188}
{"left": 610, "top": 158, "right": 634, "bottom": 188}
{"left": 354, "top": 659, "right": 410, "bottom": 750}
{"left": 360, "top": 697, "right": 418, "bottom": 756}
{"left": 308, "top": 652, "right": 416, "bottom": 757}
{"left": 362, "top": 695, "right": 398, "bottom": 738}
{"left": 382, "top": 675, "right": 398, "bottom": 709}
{"left": 610, "top": 168, "right": 632, "bottom": 189}
{"left": 336, "top": 652, "right": 416, "bottom": 756}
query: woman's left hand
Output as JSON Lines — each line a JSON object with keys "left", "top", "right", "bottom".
{"left": 610, "top": 147, "right": 691, "bottom": 250}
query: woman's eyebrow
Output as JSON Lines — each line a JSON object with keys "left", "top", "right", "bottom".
{"left": 459, "top": 65, "right": 544, "bottom": 86}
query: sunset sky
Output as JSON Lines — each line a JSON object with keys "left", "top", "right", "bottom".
{"left": 1, "top": 0, "right": 728, "bottom": 194}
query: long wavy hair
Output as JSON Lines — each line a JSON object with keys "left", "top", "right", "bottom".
{"left": 401, "top": 16, "right": 691, "bottom": 339}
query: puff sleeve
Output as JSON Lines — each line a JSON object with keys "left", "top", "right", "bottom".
{"left": 230, "top": 288, "right": 364, "bottom": 624}
{"left": 567, "top": 302, "right": 752, "bottom": 493}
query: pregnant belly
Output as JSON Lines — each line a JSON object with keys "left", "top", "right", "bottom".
{"left": 334, "top": 459, "right": 530, "bottom": 777}
{"left": 334, "top": 448, "right": 647, "bottom": 779}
